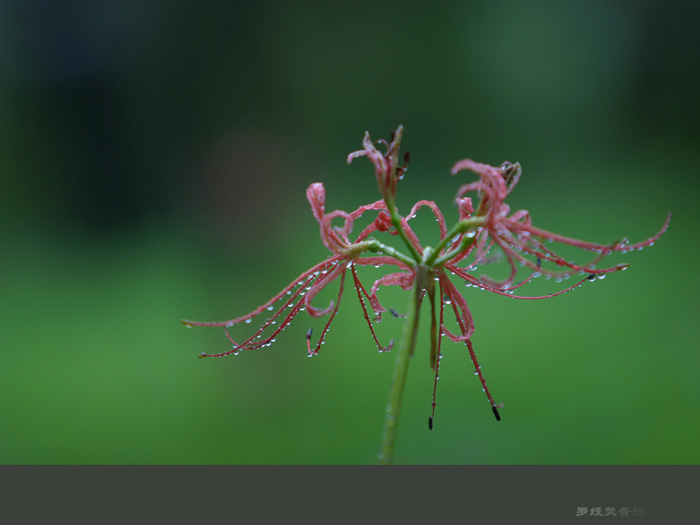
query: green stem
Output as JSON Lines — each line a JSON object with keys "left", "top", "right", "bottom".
{"left": 378, "top": 265, "right": 427, "bottom": 465}
{"left": 384, "top": 191, "right": 422, "bottom": 262}
{"left": 425, "top": 217, "right": 484, "bottom": 267}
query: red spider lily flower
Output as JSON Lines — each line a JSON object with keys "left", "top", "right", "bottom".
{"left": 182, "top": 126, "right": 669, "bottom": 462}
{"left": 182, "top": 185, "right": 395, "bottom": 355}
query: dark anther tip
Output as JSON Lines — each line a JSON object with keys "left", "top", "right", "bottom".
{"left": 492, "top": 406, "right": 502, "bottom": 421}
{"left": 428, "top": 416, "right": 434, "bottom": 430}
{"left": 306, "top": 328, "right": 313, "bottom": 340}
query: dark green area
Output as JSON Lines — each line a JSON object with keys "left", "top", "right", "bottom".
{"left": 1, "top": 1, "right": 698, "bottom": 464}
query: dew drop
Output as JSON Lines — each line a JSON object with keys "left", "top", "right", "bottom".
{"left": 266, "top": 305, "right": 274, "bottom": 311}
{"left": 245, "top": 319, "right": 252, "bottom": 324}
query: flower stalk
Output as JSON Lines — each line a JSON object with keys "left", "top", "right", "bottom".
{"left": 378, "top": 266, "right": 427, "bottom": 465}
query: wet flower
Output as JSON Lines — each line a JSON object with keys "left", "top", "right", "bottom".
{"left": 182, "top": 125, "right": 669, "bottom": 464}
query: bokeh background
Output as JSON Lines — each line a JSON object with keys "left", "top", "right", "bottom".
{"left": 1, "top": 1, "right": 698, "bottom": 465}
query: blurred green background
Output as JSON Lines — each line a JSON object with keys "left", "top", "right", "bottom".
{"left": 1, "top": 1, "right": 698, "bottom": 465}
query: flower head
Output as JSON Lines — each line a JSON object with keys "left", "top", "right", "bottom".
{"left": 183, "top": 126, "right": 669, "bottom": 445}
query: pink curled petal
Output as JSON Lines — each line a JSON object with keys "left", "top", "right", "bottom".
{"left": 452, "top": 159, "right": 510, "bottom": 206}
{"left": 306, "top": 183, "right": 326, "bottom": 222}
{"left": 440, "top": 274, "right": 475, "bottom": 340}
{"left": 441, "top": 324, "right": 468, "bottom": 343}
{"left": 455, "top": 181, "right": 497, "bottom": 206}
{"left": 451, "top": 158, "right": 494, "bottom": 177}
{"left": 361, "top": 132, "right": 389, "bottom": 175}
{"left": 341, "top": 199, "right": 387, "bottom": 239}
{"left": 399, "top": 218, "right": 425, "bottom": 255}
{"left": 347, "top": 131, "right": 388, "bottom": 179}
{"left": 304, "top": 264, "right": 344, "bottom": 318}
{"left": 509, "top": 221, "right": 618, "bottom": 253}
{"left": 355, "top": 221, "right": 382, "bottom": 243}
{"left": 307, "top": 183, "right": 350, "bottom": 255}
{"left": 369, "top": 272, "right": 415, "bottom": 315}
{"left": 323, "top": 209, "right": 352, "bottom": 243}
{"left": 509, "top": 209, "right": 532, "bottom": 225}
{"left": 315, "top": 211, "right": 349, "bottom": 254}
{"left": 456, "top": 197, "right": 475, "bottom": 220}
{"left": 346, "top": 149, "right": 367, "bottom": 164}
{"left": 348, "top": 199, "right": 387, "bottom": 219}
{"left": 406, "top": 200, "right": 447, "bottom": 239}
